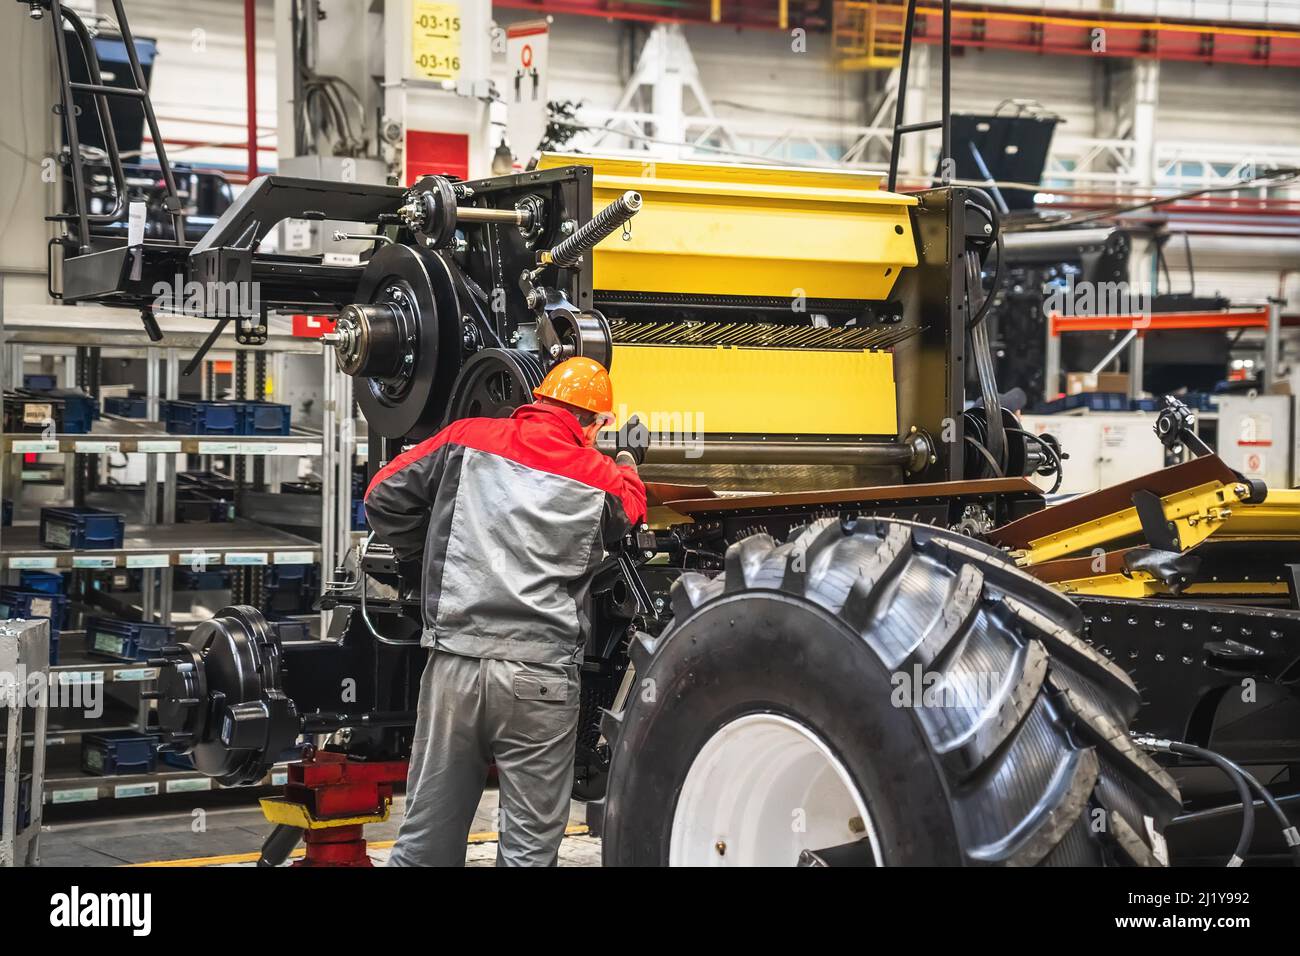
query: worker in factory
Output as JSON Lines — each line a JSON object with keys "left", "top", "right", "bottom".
{"left": 364, "top": 356, "right": 649, "bottom": 867}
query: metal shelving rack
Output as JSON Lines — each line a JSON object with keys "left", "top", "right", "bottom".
{"left": 0, "top": 301, "right": 358, "bottom": 807}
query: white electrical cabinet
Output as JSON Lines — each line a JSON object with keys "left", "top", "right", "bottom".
{"left": 1214, "top": 394, "right": 1295, "bottom": 489}
{"left": 1021, "top": 413, "right": 1168, "bottom": 496}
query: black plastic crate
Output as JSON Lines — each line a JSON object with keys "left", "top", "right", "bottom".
{"left": 85, "top": 615, "right": 176, "bottom": 662}
{"left": 178, "top": 469, "right": 235, "bottom": 493}
{"left": 281, "top": 480, "right": 322, "bottom": 495}
{"left": 103, "top": 394, "right": 148, "bottom": 418}
{"left": 2, "top": 498, "right": 11, "bottom": 527}
{"left": 238, "top": 401, "right": 291, "bottom": 436}
{"left": 176, "top": 490, "right": 235, "bottom": 523}
{"left": 4, "top": 391, "right": 64, "bottom": 433}
{"left": 163, "top": 400, "right": 239, "bottom": 435}
{"left": 39, "top": 506, "right": 125, "bottom": 549}
{"left": 262, "top": 564, "right": 319, "bottom": 615}
{"left": 268, "top": 618, "right": 312, "bottom": 642}
{"left": 175, "top": 566, "right": 231, "bottom": 590}
{"left": 81, "top": 730, "right": 158, "bottom": 776}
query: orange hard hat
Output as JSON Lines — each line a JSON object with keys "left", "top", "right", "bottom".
{"left": 533, "top": 356, "right": 614, "bottom": 416}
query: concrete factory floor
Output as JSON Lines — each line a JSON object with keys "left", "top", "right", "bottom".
{"left": 39, "top": 789, "right": 601, "bottom": 867}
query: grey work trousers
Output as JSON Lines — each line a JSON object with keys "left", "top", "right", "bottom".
{"left": 387, "top": 648, "right": 580, "bottom": 867}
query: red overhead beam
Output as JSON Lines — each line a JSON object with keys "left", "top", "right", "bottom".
{"left": 494, "top": 1, "right": 1300, "bottom": 68}
{"left": 1050, "top": 308, "right": 1272, "bottom": 335}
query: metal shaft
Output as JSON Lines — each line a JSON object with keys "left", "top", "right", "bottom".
{"left": 456, "top": 206, "right": 532, "bottom": 227}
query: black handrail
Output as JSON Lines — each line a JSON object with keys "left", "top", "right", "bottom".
{"left": 886, "top": 0, "right": 953, "bottom": 193}
{"left": 42, "top": 0, "right": 186, "bottom": 251}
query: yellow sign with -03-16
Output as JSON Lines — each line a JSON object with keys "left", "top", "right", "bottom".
{"left": 411, "top": 1, "right": 463, "bottom": 82}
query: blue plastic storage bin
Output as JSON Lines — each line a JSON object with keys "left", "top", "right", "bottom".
{"left": 163, "top": 400, "right": 239, "bottom": 435}
{"left": 0, "top": 588, "right": 65, "bottom": 664}
{"left": 237, "top": 401, "right": 291, "bottom": 436}
{"left": 351, "top": 498, "right": 366, "bottom": 530}
{"left": 104, "top": 394, "right": 149, "bottom": 418}
{"left": 23, "top": 374, "right": 57, "bottom": 390}
{"left": 81, "top": 731, "right": 158, "bottom": 776}
{"left": 22, "top": 388, "right": 98, "bottom": 433}
{"left": 0, "top": 773, "right": 33, "bottom": 829}
{"left": 2, "top": 498, "right": 11, "bottom": 527}
{"left": 85, "top": 615, "right": 176, "bottom": 662}
{"left": 0, "top": 587, "right": 69, "bottom": 632}
{"left": 1034, "top": 392, "right": 1130, "bottom": 415}
{"left": 18, "top": 570, "right": 65, "bottom": 595}
{"left": 39, "top": 506, "right": 125, "bottom": 549}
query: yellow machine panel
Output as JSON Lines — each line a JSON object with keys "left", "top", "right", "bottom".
{"left": 538, "top": 153, "right": 918, "bottom": 301}
{"left": 605, "top": 344, "right": 898, "bottom": 436}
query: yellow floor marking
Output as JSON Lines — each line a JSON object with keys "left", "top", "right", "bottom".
{"left": 127, "top": 824, "right": 590, "bottom": 867}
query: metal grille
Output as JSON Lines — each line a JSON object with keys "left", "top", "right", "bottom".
{"left": 609, "top": 319, "right": 918, "bottom": 351}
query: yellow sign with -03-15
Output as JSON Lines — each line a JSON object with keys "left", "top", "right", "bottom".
{"left": 411, "top": 1, "right": 463, "bottom": 82}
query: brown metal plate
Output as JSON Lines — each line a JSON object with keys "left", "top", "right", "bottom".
{"left": 988, "top": 456, "right": 1238, "bottom": 550}
{"left": 666, "top": 477, "right": 1041, "bottom": 518}
{"left": 644, "top": 482, "right": 718, "bottom": 507}
{"left": 1028, "top": 548, "right": 1138, "bottom": 583}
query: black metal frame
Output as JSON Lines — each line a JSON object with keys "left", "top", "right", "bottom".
{"left": 41, "top": 0, "right": 185, "bottom": 252}
{"left": 887, "top": 0, "right": 952, "bottom": 192}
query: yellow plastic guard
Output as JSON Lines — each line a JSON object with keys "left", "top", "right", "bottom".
{"left": 538, "top": 153, "right": 917, "bottom": 301}
{"left": 603, "top": 344, "right": 897, "bottom": 436}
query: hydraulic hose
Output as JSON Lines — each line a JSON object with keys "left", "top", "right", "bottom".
{"left": 1134, "top": 736, "right": 1258, "bottom": 867}
{"left": 1178, "top": 748, "right": 1300, "bottom": 866}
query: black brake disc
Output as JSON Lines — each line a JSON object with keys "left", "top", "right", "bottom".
{"left": 352, "top": 244, "right": 461, "bottom": 440}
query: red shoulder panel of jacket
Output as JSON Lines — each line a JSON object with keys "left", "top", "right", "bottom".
{"left": 364, "top": 405, "right": 647, "bottom": 523}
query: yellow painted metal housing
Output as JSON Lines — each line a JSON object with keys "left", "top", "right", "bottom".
{"left": 260, "top": 796, "right": 391, "bottom": 830}
{"left": 537, "top": 153, "right": 918, "bottom": 301}
{"left": 1013, "top": 479, "right": 1249, "bottom": 566}
{"left": 606, "top": 344, "right": 897, "bottom": 435}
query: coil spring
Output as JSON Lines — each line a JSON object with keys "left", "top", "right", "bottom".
{"left": 547, "top": 190, "right": 642, "bottom": 268}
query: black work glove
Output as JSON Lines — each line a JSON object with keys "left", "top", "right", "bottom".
{"left": 614, "top": 414, "right": 650, "bottom": 467}
{"left": 396, "top": 557, "right": 423, "bottom": 597}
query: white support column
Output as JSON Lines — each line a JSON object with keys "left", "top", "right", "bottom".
{"left": 1131, "top": 59, "right": 1160, "bottom": 190}
{"left": 901, "top": 45, "right": 931, "bottom": 183}
{"left": 597, "top": 24, "right": 731, "bottom": 159}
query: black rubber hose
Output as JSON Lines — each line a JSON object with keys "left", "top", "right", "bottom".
{"left": 1201, "top": 751, "right": 1300, "bottom": 866}
{"left": 1160, "top": 740, "right": 1255, "bottom": 866}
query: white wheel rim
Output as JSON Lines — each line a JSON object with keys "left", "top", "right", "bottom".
{"left": 669, "top": 713, "right": 882, "bottom": 867}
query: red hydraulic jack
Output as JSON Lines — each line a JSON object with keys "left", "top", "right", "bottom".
{"left": 257, "top": 748, "right": 408, "bottom": 867}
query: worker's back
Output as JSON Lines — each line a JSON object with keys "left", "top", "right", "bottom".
{"left": 364, "top": 402, "right": 647, "bottom": 664}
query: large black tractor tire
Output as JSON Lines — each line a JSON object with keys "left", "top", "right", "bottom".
{"left": 595, "top": 517, "right": 1182, "bottom": 866}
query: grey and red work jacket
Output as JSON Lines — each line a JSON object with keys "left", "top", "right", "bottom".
{"left": 363, "top": 402, "right": 648, "bottom": 665}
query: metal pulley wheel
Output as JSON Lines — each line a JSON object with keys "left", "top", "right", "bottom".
{"left": 547, "top": 307, "right": 613, "bottom": 371}
{"left": 341, "top": 243, "right": 461, "bottom": 441}
{"left": 152, "top": 605, "right": 300, "bottom": 787}
{"left": 444, "top": 348, "right": 546, "bottom": 425}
